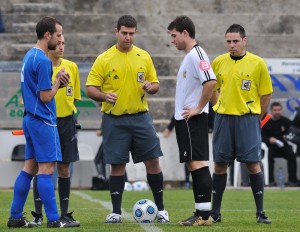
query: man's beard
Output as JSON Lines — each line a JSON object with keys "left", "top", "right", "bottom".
{"left": 48, "top": 41, "right": 56, "bottom": 50}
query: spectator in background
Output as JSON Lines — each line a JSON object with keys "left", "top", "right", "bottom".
{"left": 261, "top": 102, "right": 299, "bottom": 186}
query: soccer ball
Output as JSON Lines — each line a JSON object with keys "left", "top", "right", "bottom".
{"left": 132, "top": 199, "right": 158, "bottom": 223}
{"left": 132, "top": 181, "right": 149, "bottom": 191}
{"left": 124, "top": 182, "right": 133, "bottom": 191}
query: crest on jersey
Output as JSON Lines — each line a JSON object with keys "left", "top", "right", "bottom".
{"left": 66, "top": 86, "right": 73, "bottom": 96}
{"left": 137, "top": 72, "right": 144, "bottom": 82}
{"left": 241, "top": 80, "right": 251, "bottom": 91}
{"left": 199, "top": 60, "right": 211, "bottom": 71}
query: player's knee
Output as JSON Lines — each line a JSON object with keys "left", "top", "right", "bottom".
{"left": 57, "top": 163, "right": 70, "bottom": 177}
{"left": 58, "top": 170, "right": 70, "bottom": 178}
{"left": 38, "top": 162, "right": 56, "bottom": 175}
{"left": 110, "top": 164, "right": 126, "bottom": 176}
{"left": 214, "top": 163, "right": 228, "bottom": 174}
{"left": 246, "top": 162, "right": 261, "bottom": 174}
{"left": 144, "top": 158, "right": 161, "bottom": 173}
{"left": 23, "top": 159, "right": 38, "bottom": 175}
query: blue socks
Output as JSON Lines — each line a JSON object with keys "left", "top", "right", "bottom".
{"left": 37, "top": 174, "right": 59, "bottom": 222}
{"left": 10, "top": 171, "right": 60, "bottom": 222}
{"left": 10, "top": 170, "right": 33, "bottom": 218}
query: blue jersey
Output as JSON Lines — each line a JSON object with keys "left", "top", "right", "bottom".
{"left": 21, "top": 47, "right": 57, "bottom": 125}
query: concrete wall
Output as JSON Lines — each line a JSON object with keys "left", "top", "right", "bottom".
{"left": 1, "top": 0, "right": 300, "bottom": 62}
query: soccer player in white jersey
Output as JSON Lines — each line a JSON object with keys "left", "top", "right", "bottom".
{"left": 167, "top": 15, "right": 217, "bottom": 226}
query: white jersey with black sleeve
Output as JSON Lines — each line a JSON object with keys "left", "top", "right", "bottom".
{"left": 174, "top": 44, "right": 216, "bottom": 120}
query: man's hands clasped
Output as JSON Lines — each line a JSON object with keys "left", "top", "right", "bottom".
{"left": 53, "top": 68, "right": 70, "bottom": 89}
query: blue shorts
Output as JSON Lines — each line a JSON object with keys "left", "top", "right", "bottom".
{"left": 213, "top": 114, "right": 261, "bottom": 163}
{"left": 23, "top": 114, "right": 62, "bottom": 162}
{"left": 102, "top": 112, "right": 163, "bottom": 164}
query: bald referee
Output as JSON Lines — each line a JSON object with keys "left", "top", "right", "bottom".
{"left": 86, "top": 15, "right": 169, "bottom": 224}
{"left": 210, "top": 24, "right": 273, "bottom": 224}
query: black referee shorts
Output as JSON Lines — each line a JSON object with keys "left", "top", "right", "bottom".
{"left": 57, "top": 115, "right": 79, "bottom": 163}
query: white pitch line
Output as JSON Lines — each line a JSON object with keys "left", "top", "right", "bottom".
{"left": 73, "top": 191, "right": 163, "bottom": 232}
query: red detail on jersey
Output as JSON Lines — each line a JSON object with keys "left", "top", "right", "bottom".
{"left": 199, "top": 60, "right": 211, "bottom": 71}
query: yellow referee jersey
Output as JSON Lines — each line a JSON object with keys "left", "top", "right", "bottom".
{"left": 52, "top": 58, "right": 81, "bottom": 117}
{"left": 86, "top": 45, "right": 159, "bottom": 115}
{"left": 212, "top": 52, "right": 273, "bottom": 115}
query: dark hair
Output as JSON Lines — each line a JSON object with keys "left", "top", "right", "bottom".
{"left": 270, "top": 102, "right": 282, "bottom": 109}
{"left": 36, "top": 16, "right": 62, "bottom": 40}
{"left": 225, "top": 24, "right": 246, "bottom": 38}
{"left": 116, "top": 15, "right": 137, "bottom": 30}
{"left": 167, "top": 15, "right": 195, "bottom": 39}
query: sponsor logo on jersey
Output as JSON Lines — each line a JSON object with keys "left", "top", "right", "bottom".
{"left": 199, "top": 60, "right": 211, "bottom": 71}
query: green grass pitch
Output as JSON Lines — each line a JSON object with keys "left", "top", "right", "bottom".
{"left": 0, "top": 188, "right": 299, "bottom": 231}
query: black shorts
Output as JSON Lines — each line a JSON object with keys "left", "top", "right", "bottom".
{"left": 57, "top": 116, "right": 79, "bottom": 163}
{"left": 175, "top": 113, "right": 209, "bottom": 163}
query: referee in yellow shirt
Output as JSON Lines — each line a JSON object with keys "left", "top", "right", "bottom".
{"left": 86, "top": 15, "right": 169, "bottom": 224}
{"left": 210, "top": 24, "right": 273, "bottom": 224}
{"left": 30, "top": 35, "right": 81, "bottom": 227}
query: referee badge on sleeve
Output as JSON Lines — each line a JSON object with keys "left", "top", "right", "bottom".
{"left": 241, "top": 80, "right": 251, "bottom": 91}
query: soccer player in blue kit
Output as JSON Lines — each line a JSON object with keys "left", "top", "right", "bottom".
{"left": 7, "top": 16, "right": 73, "bottom": 228}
